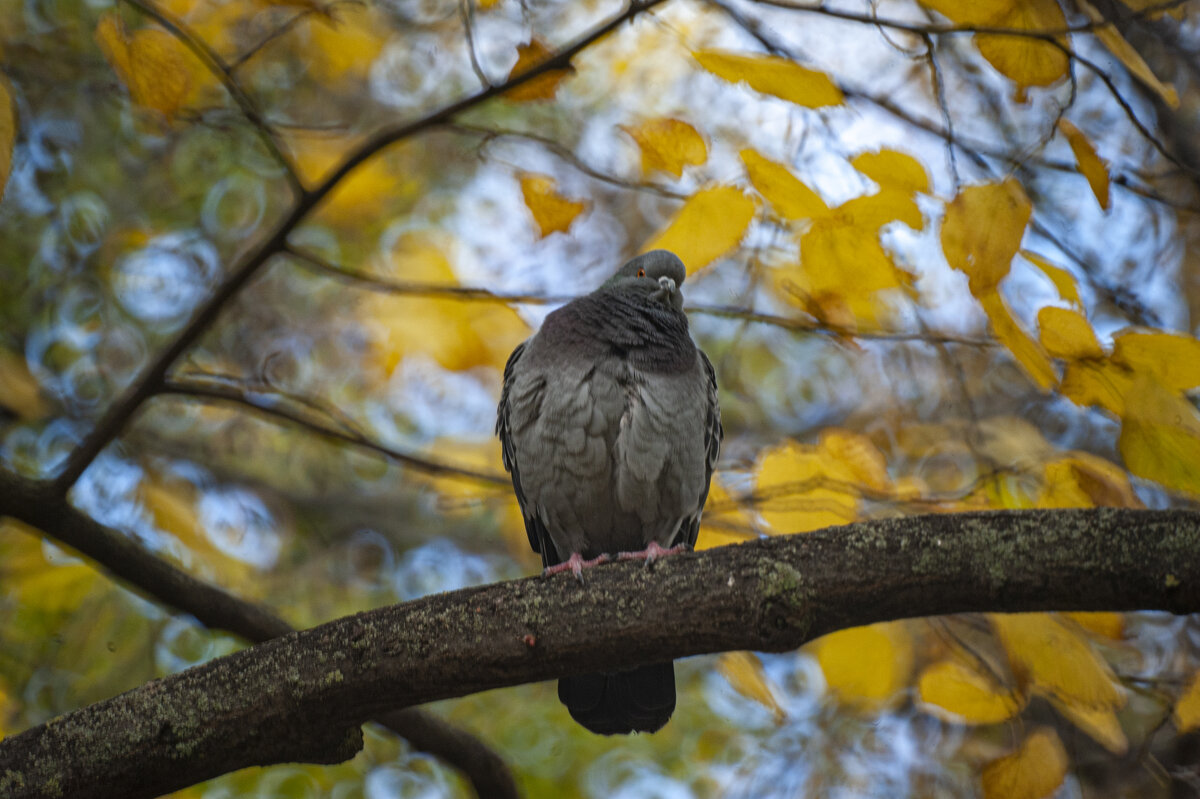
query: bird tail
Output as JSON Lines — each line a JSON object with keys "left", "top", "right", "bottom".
{"left": 557, "top": 662, "right": 676, "bottom": 735}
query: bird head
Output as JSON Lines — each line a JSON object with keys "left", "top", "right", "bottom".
{"left": 602, "top": 250, "right": 686, "bottom": 311}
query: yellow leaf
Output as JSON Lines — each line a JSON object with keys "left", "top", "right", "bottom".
{"left": 0, "top": 347, "right": 48, "bottom": 420}
{"left": 917, "top": 0, "right": 1009, "bottom": 26}
{"left": 836, "top": 189, "right": 923, "bottom": 232}
{"left": 290, "top": 134, "right": 419, "bottom": 221}
{"left": 0, "top": 519, "right": 99, "bottom": 614}
{"left": 981, "top": 728, "right": 1068, "bottom": 799}
{"left": 253, "top": 0, "right": 334, "bottom": 15}
{"left": 1040, "top": 455, "right": 1140, "bottom": 509}
{"left": 1052, "top": 696, "right": 1128, "bottom": 754}
{"left": 362, "top": 232, "right": 529, "bottom": 373}
{"left": 1060, "top": 358, "right": 1132, "bottom": 416}
{"left": 303, "top": 5, "right": 387, "bottom": 80}
{"left": 505, "top": 39, "right": 574, "bottom": 102}
{"left": 717, "top": 652, "right": 785, "bottom": 722}
{"left": 1118, "top": 374, "right": 1200, "bottom": 497}
{"left": 621, "top": 118, "right": 707, "bottom": 178}
{"left": 980, "top": 290, "right": 1056, "bottom": 390}
{"left": 1077, "top": 0, "right": 1179, "bottom": 108}
{"left": 1020, "top": 250, "right": 1082, "bottom": 306}
{"left": 0, "top": 76, "right": 13, "bottom": 203}
{"left": 755, "top": 439, "right": 857, "bottom": 534}
{"left": 813, "top": 623, "right": 912, "bottom": 710}
{"left": 697, "top": 479, "right": 758, "bottom": 550}
{"left": 0, "top": 682, "right": 14, "bottom": 736}
{"left": 991, "top": 613, "right": 1124, "bottom": 708}
{"left": 942, "top": 179, "right": 1031, "bottom": 294}
{"left": 974, "top": 0, "right": 1070, "bottom": 91}
{"left": 1037, "top": 306, "right": 1104, "bottom": 360}
{"left": 819, "top": 429, "right": 891, "bottom": 492}
{"left": 694, "top": 50, "right": 843, "bottom": 108}
{"left": 519, "top": 173, "right": 588, "bottom": 238}
{"left": 1121, "top": 0, "right": 1187, "bottom": 18}
{"left": 640, "top": 186, "right": 755, "bottom": 273}
{"left": 1057, "top": 119, "right": 1110, "bottom": 210}
{"left": 1064, "top": 611, "right": 1124, "bottom": 639}
{"left": 917, "top": 659, "right": 1024, "bottom": 724}
{"left": 800, "top": 218, "right": 908, "bottom": 296}
{"left": 850, "top": 149, "right": 929, "bottom": 195}
{"left": 95, "top": 14, "right": 192, "bottom": 119}
{"left": 1111, "top": 329, "right": 1200, "bottom": 392}
{"left": 740, "top": 149, "right": 829, "bottom": 221}
{"left": 1175, "top": 669, "right": 1200, "bottom": 733}
{"left": 753, "top": 431, "right": 890, "bottom": 534}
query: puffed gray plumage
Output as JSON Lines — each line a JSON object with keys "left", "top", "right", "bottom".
{"left": 496, "top": 250, "right": 722, "bottom": 735}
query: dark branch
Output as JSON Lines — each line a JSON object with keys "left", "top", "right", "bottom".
{"left": 446, "top": 122, "right": 691, "bottom": 199}
{"left": 745, "top": 0, "right": 1195, "bottom": 38}
{"left": 120, "top": 0, "right": 304, "bottom": 196}
{"left": 0, "top": 469, "right": 518, "bottom": 798}
{"left": 158, "top": 377, "right": 510, "bottom": 486}
{"left": 287, "top": 246, "right": 1000, "bottom": 346}
{"left": 2, "top": 508, "right": 1198, "bottom": 799}
{"left": 53, "top": 0, "right": 668, "bottom": 493}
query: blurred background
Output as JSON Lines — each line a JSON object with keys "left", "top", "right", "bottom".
{"left": 1, "top": 0, "right": 1200, "bottom": 796}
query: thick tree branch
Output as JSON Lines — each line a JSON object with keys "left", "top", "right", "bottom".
{"left": 2, "top": 508, "right": 1198, "bottom": 799}
{"left": 0, "top": 470, "right": 518, "bottom": 799}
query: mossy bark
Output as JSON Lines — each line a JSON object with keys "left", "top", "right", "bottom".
{"left": 1, "top": 507, "right": 1198, "bottom": 799}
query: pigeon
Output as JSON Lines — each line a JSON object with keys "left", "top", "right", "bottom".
{"left": 496, "top": 250, "right": 722, "bottom": 735}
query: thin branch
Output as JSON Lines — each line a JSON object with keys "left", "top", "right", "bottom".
{"left": 447, "top": 122, "right": 691, "bottom": 199}
{"left": 460, "top": 0, "right": 491, "bottom": 87}
{"left": 286, "top": 245, "right": 1001, "bottom": 347}
{"left": 3, "top": 507, "right": 1198, "bottom": 799}
{"left": 707, "top": 0, "right": 1198, "bottom": 213}
{"left": 159, "top": 377, "right": 510, "bottom": 486}
{"left": 0, "top": 470, "right": 518, "bottom": 799}
{"left": 229, "top": 1, "right": 362, "bottom": 72}
{"left": 120, "top": 0, "right": 304, "bottom": 197}
{"left": 1062, "top": 42, "right": 1198, "bottom": 176}
{"left": 922, "top": 32, "right": 960, "bottom": 191}
{"left": 744, "top": 0, "right": 1195, "bottom": 39}
{"left": 54, "top": 0, "right": 668, "bottom": 492}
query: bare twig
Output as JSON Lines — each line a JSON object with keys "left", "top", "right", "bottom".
{"left": 230, "top": 1, "right": 363, "bottom": 72}
{"left": 447, "top": 122, "right": 690, "bottom": 199}
{"left": 120, "top": 0, "right": 304, "bottom": 196}
{"left": 55, "top": 0, "right": 668, "bottom": 492}
{"left": 460, "top": 0, "right": 491, "bottom": 87}
{"left": 745, "top": 0, "right": 1194, "bottom": 39}
{"left": 286, "top": 245, "right": 1002, "bottom": 346}
{"left": 159, "top": 376, "right": 510, "bottom": 486}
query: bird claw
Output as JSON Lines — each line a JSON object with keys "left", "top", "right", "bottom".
{"left": 617, "top": 541, "right": 689, "bottom": 566}
{"left": 544, "top": 552, "right": 610, "bottom": 583}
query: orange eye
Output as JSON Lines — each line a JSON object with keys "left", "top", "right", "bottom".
{"left": 637, "top": 268, "right": 645, "bottom": 277}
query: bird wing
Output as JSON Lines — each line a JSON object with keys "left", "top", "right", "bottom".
{"left": 681, "top": 349, "right": 722, "bottom": 549}
{"left": 497, "top": 340, "right": 554, "bottom": 564}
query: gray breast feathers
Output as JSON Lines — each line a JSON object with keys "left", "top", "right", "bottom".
{"left": 497, "top": 339, "right": 720, "bottom": 566}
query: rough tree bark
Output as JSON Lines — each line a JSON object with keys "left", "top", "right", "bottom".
{"left": 1, "top": 507, "right": 1197, "bottom": 799}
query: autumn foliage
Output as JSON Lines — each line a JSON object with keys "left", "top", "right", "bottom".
{"left": 1, "top": 0, "right": 1200, "bottom": 797}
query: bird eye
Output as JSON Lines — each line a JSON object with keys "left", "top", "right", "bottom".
{"left": 637, "top": 268, "right": 645, "bottom": 277}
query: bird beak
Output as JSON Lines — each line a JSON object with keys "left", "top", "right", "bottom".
{"left": 651, "top": 276, "right": 677, "bottom": 304}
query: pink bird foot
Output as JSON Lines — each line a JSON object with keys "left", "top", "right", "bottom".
{"left": 544, "top": 552, "right": 610, "bottom": 582}
{"left": 617, "top": 541, "right": 689, "bottom": 564}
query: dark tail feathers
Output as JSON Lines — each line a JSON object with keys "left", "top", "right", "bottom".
{"left": 558, "top": 662, "right": 676, "bottom": 735}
